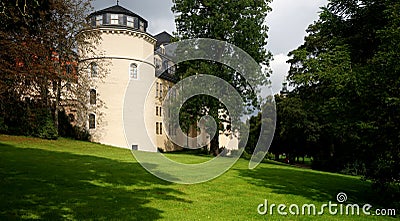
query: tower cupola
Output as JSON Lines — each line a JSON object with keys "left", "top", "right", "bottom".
{"left": 89, "top": 4, "right": 148, "bottom": 32}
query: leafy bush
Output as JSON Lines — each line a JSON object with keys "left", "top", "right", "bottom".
{"left": 33, "top": 108, "right": 58, "bottom": 140}
{"left": 266, "top": 152, "right": 275, "bottom": 160}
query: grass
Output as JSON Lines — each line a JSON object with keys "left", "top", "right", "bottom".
{"left": 0, "top": 135, "right": 397, "bottom": 220}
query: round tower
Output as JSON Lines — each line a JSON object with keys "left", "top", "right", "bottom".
{"left": 86, "top": 4, "right": 156, "bottom": 150}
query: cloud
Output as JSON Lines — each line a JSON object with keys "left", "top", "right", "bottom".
{"left": 269, "top": 54, "right": 291, "bottom": 94}
{"left": 266, "top": 0, "right": 328, "bottom": 54}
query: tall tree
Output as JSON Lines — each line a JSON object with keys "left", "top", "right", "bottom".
{"left": 0, "top": 0, "right": 107, "bottom": 138}
{"left": 286, "top": 0, "right": 400, "bottom": 189}
{"left": 172, "top": 0, "right": 272, "bottom": 155}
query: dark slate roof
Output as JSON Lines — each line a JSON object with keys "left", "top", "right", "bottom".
{"left": 89, "top": 5, "right": 148, "bottom": 27}
{"left": 154, "top": 31, "right": 173, "bottom": 48}
{"left": 158, "top": 71, "right": 178, "bottom": 83}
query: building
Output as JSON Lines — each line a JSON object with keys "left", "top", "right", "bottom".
{"left": 83, "top": 4, "right": 238, "bottom": 153}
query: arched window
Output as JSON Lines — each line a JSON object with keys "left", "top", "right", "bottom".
{"left": 90, "top": 89, "right": 96, "bottom": 105}
{"left": 90, "top": 62, "right": 98, "bottom": 77}
{"left": 130, "top": 63, "right": 138, "bottom": 79}
{"left": 89, "top": 114, "right": 96, "bottom": 129}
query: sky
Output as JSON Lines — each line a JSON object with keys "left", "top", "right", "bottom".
{"left": 92, "top": 0, "right": 328, "bottom": 93}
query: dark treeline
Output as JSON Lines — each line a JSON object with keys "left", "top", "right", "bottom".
{"left": 248, "top": 0, "right": 399, "bottom": 197}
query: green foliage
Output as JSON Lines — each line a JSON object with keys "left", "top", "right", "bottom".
{"left": 58, "top": 111, "right": 90, "bottom": 141}
{"left": 34, "top": 109, "right": 58, "bottom": 140}
{"left": 172, "top": 0, "right": 272, "bottom": 155}
{"left": 283, "top": 0, "right": 400, "bottom": 190}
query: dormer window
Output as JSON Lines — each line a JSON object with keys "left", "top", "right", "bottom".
{"left": 139, "top": 21, "right": 144, "bottom": 31}
{"left": 111, "top": 14, "right": 119, "bottom": 25}
{"left": 96, "top": 15, "right": 103, "bottom": 25}
{"left": 89, "top": 5, "right": 147, "bottom": 32}
{"left": 127, "top": 16, "right": 134, "bottom": 27}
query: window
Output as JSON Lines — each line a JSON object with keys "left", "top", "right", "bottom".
{"left": 111, "top": 14, "right": 119, "bottom": 25}
{"left": 156, "top": 106, "right": 162, "bottom": 116}
{"left": 127, "top": 16, "right": 134, "bottom": 27}
{"left": 170, "top": 65, "right": 176, "bottom": 75}
{"left": 156, "top": 83, "right": 159, "bottom": 98}
{"left": 90, "top": 89, "right": 96, "bottom": 105}
{"left": 163, "top": 60, "right": 168, "bottom": 70}
{"left": 90, "top": 62, "right": 98, "bottom": 77}
{"left": 96, "top": 15, "right": 103, "bottom": 26}
{"left": 139, "top": 21, "right": 144, "bottom": 31}
{"left": 154, "top": 58, "right": 161, "bottom": 69}
{"left": 156, "top": 122, "right": 162, "bottom": 135}
{"left": 159, "top": 83, "right": 163, "bottom": 98}
{"left": 129, "top": 63, "right": 138, "bottom": 79}
{"left": 89, "top": 114, "right": 96, "bottom": 129}
{"left": 91, "top": 16, "right": 96, "bottom": 26}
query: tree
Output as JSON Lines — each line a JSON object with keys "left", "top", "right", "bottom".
{"left": 0, "top": 0, "right": 106, "bottom": 139}
{"left": 286, "top": 0, "right": 400, "bottom": 190}
{"left": 172, "top": 0, "right": 272, "bottom": 155}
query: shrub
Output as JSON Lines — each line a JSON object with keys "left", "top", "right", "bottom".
{"left": 34, "top": 108, "right": 58, "bottom": 140}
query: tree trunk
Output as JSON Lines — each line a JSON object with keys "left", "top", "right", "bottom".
{"left": 210, "top": 133, "right": 219, "bottom": 156}
{"left": 54, "top": 78, "right": 61, "bottom": 135}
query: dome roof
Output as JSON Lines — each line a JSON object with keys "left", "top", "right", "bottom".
{"left": 89, "top": 5, "right": 148, "bottom": 30}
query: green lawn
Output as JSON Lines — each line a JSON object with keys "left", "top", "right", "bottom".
{"left": 0, "top": 135, "right": 397, "bottom": 220}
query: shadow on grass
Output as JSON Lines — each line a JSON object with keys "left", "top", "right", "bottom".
{"left": 235, "top": 165, "right": 391, "bottom": 208}
{"left": 0, "top": 143, "right": 190, "bottom": 220}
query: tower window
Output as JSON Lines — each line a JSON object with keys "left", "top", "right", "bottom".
{"left": 156, "top": 83, "right": 159, "bottom": 98}
{"left": 130, "top": 63, "right": 138, "bottom": 79}
{"left": 96, "top": 15, "right": 103, "bottom": 26}
{"left": 156, "top": 122, "right": 162, "bottom": 135}
{"left": 111, "top": 14, "right": 119, "bottom": 25}
{"left": 127, "top": 16, "right": 134, "bottom": 27}
{"left": 90, "top": 62, "right": 98, "bottom": 77}
{"left": 90, "top": 89, "right": 96, "bottom": 105}
{"left": 89, "top": 114, "right": 96, "bottom": 129}
{"left": 139, "top": 21, "right": 144, "bottom": 31}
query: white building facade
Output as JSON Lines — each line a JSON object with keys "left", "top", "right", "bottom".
{"left": 83, "top": 4, "right": 238, "bottom": 152}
